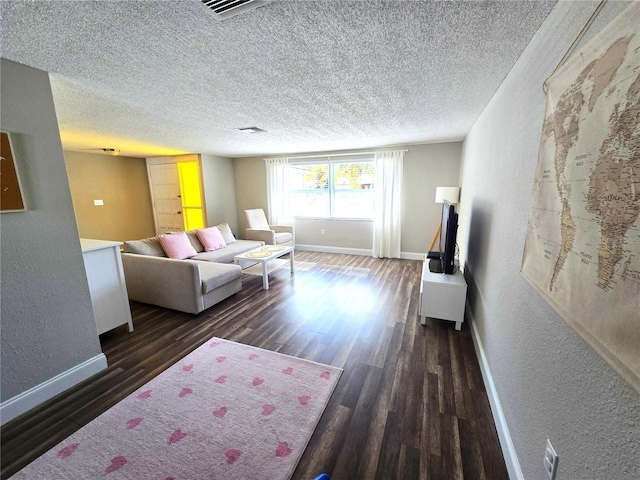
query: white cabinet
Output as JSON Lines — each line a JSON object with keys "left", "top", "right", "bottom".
{"left": 419, "top": 261, "right": 467, "bottom": 330}
{"left": 80, "top": 239, "right": 134, "bottom": 335}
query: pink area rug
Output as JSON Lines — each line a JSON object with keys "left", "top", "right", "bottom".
{"left": 12, "top": 338, "right": 342, "bottom": 479}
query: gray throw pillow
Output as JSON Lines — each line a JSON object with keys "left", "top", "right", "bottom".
{"left": 123, "top": 237, "right": 167, "bottom": 256}
{"left": 185, "top": 230, "right": 205, "bottom": 253}
{"left": 215, "top": 223, "right": 236, "bottom": 244}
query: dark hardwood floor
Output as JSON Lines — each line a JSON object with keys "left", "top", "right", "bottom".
{"left": 1, "top": 251, "right": 508, "bottom": 479}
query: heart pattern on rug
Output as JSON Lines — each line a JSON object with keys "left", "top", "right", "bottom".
{"left": 126, "top": 418, "right": 143, "bottom": 430}
{"left": 169, "top": 430, "right": 186, "bottom": 444}
{"left": 213, "top": 406, "right": 227, "bottom": 418}
{"left": 13, "top": 337, "right": 342, "bottom": 480}
{"left": 105, "top": 456, "right": 127, "bottom": 473}
{"left": 276, "top": 442, "right": 293, "bottom": 457}
{"left": 57, "top": 443, "right": 78, "bottom": 459}
{"left": 225, "top": 449, "right": 242, "bottom": 465}
{"left": 137, "top": 390, "right": 152, "bottom": 399}
{"left": 261, "top": 404, "right": 276, "bottom": 416}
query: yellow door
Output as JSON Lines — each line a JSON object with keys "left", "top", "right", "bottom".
{"left": 177, "top": 161, "right": 204, "bottom": 231}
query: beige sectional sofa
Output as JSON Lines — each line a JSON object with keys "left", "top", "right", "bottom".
{"left": 121, "top": 225, "right": 263, "bottom": 314}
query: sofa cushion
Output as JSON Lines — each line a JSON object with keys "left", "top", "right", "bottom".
{"left": 185, "top": 231, "right": 205, "bottom": 253}
{"left": 215, "top": 223, "right": 236, "bottom": 244}
{"left": 196, "top": 227, "right": 226, "bottom": 251}
{"left": 158, "top": 232, "right": 198, "bottom": 259}
{"left": 123, "top": 237, "right": 166, "bottom": 257}
{"left": 198, "top": 262, "right": 242, "bottom": 294}
{"left": 191, "top": 240, "right": 263, "bottom": 264}
{"left": 275, "top": 232, "right": 293, "bottom": 244}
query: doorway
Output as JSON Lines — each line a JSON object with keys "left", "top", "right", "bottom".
{"left": 147, "top": 156, "right": 205, "bottom": 235}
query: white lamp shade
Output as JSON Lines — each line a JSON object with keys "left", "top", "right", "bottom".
{"left": 435, "top": 186, "right": 460, "bottom": 204}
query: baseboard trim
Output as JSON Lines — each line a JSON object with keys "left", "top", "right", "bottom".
{"left": 296, "top": 244, "right": 425, "bottom": 260}
{"left": 467, "top": 303, "right": 524, "bottom": 480}
{"left": 0, "top": 353, "right": 108, "bottom": 425}
{"left": 296, "top": 244, "right": 372, "bottom": 256}
{"left": 400, "top": 251, "right": 424, "bottom": 260}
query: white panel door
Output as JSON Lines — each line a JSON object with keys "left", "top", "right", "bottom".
{"left": 149, "top": 163, "right": 183, "bottom": 234}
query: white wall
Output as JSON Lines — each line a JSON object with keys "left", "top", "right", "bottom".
{"left": 201, "top": 154, "right": 238, "bottom": 234}
{"left": 0, "top": 60, "right": 103, "bottom": 402}
{"left": 457, "top": 2, "right": 640, "bottom": 479}
{"left": 233, "top": 142, "right": 461, "bottom": 255}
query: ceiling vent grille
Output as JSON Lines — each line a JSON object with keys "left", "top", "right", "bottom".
{"left": 199, "top": 0, "right": 271, "bottom": 21}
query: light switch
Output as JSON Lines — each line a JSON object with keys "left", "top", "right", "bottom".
{"left": 94, "top": 200, "right": 104, "bottom": 206}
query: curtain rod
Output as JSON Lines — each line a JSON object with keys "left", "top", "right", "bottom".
{"left": 543, "top": 0, "right": 607, "bottom": 94}
{"left": 266, "top": 149, "right": 408, "bottom": 161}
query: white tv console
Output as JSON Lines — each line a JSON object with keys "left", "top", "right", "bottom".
{"left": 419, "top": 260, "right": 467, "bottom": 330}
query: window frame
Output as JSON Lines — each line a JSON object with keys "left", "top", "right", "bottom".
{"left": 289, "top": 158, "right": 375, "bottom": 220}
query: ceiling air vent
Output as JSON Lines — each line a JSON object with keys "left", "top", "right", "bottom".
{"left": 199, "top": 0, "right": 272, "bottom": 21}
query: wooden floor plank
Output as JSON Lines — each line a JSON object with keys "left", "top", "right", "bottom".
{"left": 0, "top": 251, "right": 508, "bottom": 480}
{"left": 471, "top": 389, "right": 510, "bottom": 480}
{"left": 332, "top": 365, "right": 385, "bottom": 479}
{"left": 374, "top": 411, "right": 402, "bottom": 480}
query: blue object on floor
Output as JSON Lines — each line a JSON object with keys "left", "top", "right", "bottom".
{"left": 311, "top": 475, "right": 330, "bottom": 480}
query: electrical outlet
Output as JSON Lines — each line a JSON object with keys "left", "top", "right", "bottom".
{"left": 544, "top": 439, "right": 559, "bottom": 480}
{"left": 320, "top": 229, "right": 325, "bottom": 235}
{"left": 93, "top": 199, "right": 104, "bottom": 206}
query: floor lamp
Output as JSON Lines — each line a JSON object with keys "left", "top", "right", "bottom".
{"left": 428, "top": 186, "right": 461, "bottom": 252}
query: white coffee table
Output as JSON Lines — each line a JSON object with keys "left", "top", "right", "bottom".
{"left": 234, "top": 245, "right": 294, "bottom": 290}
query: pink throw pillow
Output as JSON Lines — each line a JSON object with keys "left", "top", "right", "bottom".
{"left": 158, "top": 232, "right": 198, "bottom": 259}
{"left": 196, "top": 227, "right": 227, "bottom": 252}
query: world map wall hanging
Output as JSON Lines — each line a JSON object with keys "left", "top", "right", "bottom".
{"left": 521, "top": 2, "right": 640, "bottom": 392}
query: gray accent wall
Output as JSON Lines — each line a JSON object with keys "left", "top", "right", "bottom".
{"left": 402, "top": 143, "right": 462, "bottom": 253}
{"left": 233, "top": 142, "right": 461, "bottom": 254}
{"left": 0, "top": 59, "right": 102, "bottom": 402}
{"left": 233, "top": 155, "right": 269, "bottom": 239}
{"left": 457, "top": 2, "right": 640, "bottom": 479}
{"left": 200, "top": 154, "right": 238, "bottom": 234}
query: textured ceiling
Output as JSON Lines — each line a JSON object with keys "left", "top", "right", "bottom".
{"left": 0, "top": 0, "right": 557, "bottom": 158}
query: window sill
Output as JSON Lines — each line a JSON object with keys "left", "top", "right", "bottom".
{"left": 292, "top": 216, "right": 374, "bottom": 222}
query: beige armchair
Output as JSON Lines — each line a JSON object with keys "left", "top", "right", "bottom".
{"left": 244, "top": 209, "right": 294, "bottom": 247}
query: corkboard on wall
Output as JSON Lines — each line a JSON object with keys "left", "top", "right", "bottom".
{"left": 1, "top": 131, "right": 26, "bottom": 212}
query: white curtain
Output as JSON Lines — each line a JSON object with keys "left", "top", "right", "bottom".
{"left": 265, "top": 158, "right": 290, "bottom": 225}
{"left": 373, "top": 150, "right": 404, "bottom": 258}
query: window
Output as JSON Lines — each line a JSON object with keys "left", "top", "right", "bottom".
{"left": 290, "top": 160, "right": 374, "bottom": 219}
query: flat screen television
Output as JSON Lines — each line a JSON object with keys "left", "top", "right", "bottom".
{"left": 429, "top": 200, "right": 458, "bottom": 274}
